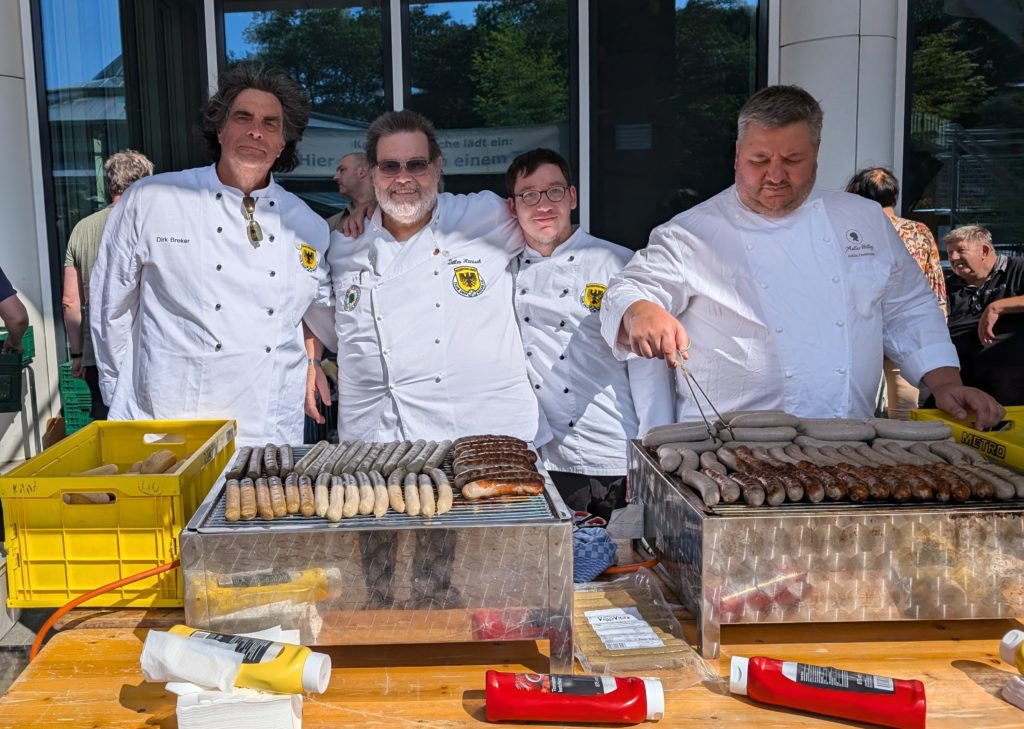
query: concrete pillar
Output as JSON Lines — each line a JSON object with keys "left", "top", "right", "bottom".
{"left": 0, "top": 2, "right": 58, "bottom": 466}
{"left": 775, "top": 0, "right": 904, "bottom": 190}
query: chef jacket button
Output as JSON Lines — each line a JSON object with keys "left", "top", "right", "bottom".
{"left": 435, "top": 302, "right": 441, "bottom": 308}
{"left": 838, "top": 368, "right": 847, "bottom": 374}
{"left": 376, "top": 315, "right": 383, "bottom": 321}
{"left": 784, "top": 371, "right": 792, "bottom": 378}
{"left": 760, "top": 282, "right": 768, "bottom": 289}
{"left": 813, "top": 201, "right": 820, "bottom": 209}
{"left": 568, "top": 256, "right": 575, "bottom": 261}
{"left": 265, "top": 346, "right": 271, "bottom": 353}
{"left": 217, "top": 226, "right": 222, "bottom": 233}
{"left": 563, "top": 387, "right": 569, "bottom": 394}
{"left": 269, "top": 201, "right": 275, "bottom": 207}
{"left": 268, "top": 308, "right": 274, "bottom": 315}
{"left": 534, "top": 384, "right": 541, "bottom": 390}
{"left": 434, "top": 270, "right": 439, "bottom": 276}
{"left": 527, "top": 351, "right": 532, "bottom": 357}
{"left": 836, "top": 321, "right": 844, "bottom": 327}
{"left": 525, "top": 259, "right": 532, "bottom": 264}
{"left": 389, "top": 384, "right": 395, "bottom": 390}
{"left": 520, "top": 289, "right": 527, "bottom": 295}
{"left": 559, "top": 354, "right": 565, "bottom": 360}
{"left": 524, "top": 316, "right": 530, "bottom": 322}
{"left": 562, "top": 288, "right": 568, "bottom": 295}
{"left": 216, "top": 264, "right": 222, "bottom": 271}
{"left": 214, "top": 343, "right": 222, "bottom": 351}
{"left": 269, "top": 235, "right": 275, "bottom": 242}
{"left": 383, "top": 349, "right": 390, "bottom": 356}
{"left": 269, "top": 270, "right": 276, "bottom": 277}
{"left": 215, "top": 303, "right": 222, "bottom": 311}
{"left": 832, "top": 276, "right": 840, "bottom": 283}
{"left": 435, "top": 375, "right": 442, "bottom": 383}
{"left": 215, "top": 192, "right": 222, "bottom": 200}
{"left": 775, "top": 326, "right": 782, "bottom": 333}
{"left": 435, "top": 338, "right": 441, "bottom": 344}
{"left": 559, "top": 320, "right": 565, "bottom": 327}
{"left": 746, "top": 244, "right": 754, "bottom": 251}
{"left": 568, "top": 420, "right": 574, "bottom": 428}
{"left": 824, "top": 235, "right": 831, "bottom": 242}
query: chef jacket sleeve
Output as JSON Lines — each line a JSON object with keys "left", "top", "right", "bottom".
{"left": 90, "top": 189, "right": 143, "bottom": 405}
{"left": 600, "top": 223, "right": 696, "bottom": 360}
{"left": 473, "top": 190, "right": 524, "bottom": 259}
{"left": 626, "top": 355, "right": 677, "bottom": 433}
{"left": 876, "top": 214, "right": 959, "bottom": 386}
{"left": 312, "top": 220, "right": 332, "bottom": 307}
{"left": 303, "top": 303, "right": 337, "bottom": 354}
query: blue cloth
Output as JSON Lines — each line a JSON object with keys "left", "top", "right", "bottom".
{"left": 573, "top": 527, "right": 617, "bottom": 583}
{"left": 0, "top": 267, "right": 16, "bottom": 302}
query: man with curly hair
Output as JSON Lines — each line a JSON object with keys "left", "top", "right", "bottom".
{"left": 91, "top": 65, "right": 331, "bottom": 444}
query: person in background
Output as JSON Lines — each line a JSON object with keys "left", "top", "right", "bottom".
{"left": 943, "top": 224, "right": 1024, "bottom": 406}
{"left": 62, "top": 149, "right": 154, "bottom": 420}
{"left": 845, "top": 167, "right": 947, "bottom": 420}
{"left": 505, "top": 148, "right": 673, "bottom": 520}
{"left": 327, "top": 152, "right": 374, "bottom": 233}
{"left": 90, "top": 65, "right": 331, "bottom": 446}
{"left": 601, "top": 85, "right": 1004, "bottom": 430}
{"left": 0, "top": 265, "right": 29, "bottom": 354}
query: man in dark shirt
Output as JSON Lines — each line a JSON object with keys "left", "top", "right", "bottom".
{"left": 944, "top": 225, "right": 1024, "bottom": 406}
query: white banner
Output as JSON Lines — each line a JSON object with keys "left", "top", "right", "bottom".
{"left": 289, "top": 123, "right": 563, "bottom": 178}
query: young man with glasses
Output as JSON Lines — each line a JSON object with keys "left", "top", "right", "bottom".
{"left": 304, "top": 109, "right": 544, "bottom": 444}
{"left": 505, "top": 149, "right": 673, "bottom": 520}
{"left": 90, "top": 65, "right": 331, "bottom": 446}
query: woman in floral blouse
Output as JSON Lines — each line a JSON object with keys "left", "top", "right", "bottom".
{"left": 847, "top": 168, "right": 947, "bottom": 419}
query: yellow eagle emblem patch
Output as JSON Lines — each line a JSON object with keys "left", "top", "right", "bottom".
{"left": 452, "top": 266, "right": 486, "bottom": 297}
{"left": 580, "top": 283, "right": 606, "bottom": 312}
{"left": 299, "top": 243, "right": 318, "bottom": 271}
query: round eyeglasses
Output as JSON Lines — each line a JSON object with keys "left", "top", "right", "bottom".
{"left": 515, "top": 186, "right": 567, "bottom": 206}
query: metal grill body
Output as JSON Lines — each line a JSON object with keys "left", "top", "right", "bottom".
{"left": 181, "top": 450, "right": 575, "bottom": 671}
{"left": 629, "top": 440, "right": 1024, "bottom": 658}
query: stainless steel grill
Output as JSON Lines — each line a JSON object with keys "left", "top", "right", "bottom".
{"left": 180, "top": 445, "right": 576, "bottom": 671}
{"left": 628, "top": 440, "right": 1024, "bottom": 658}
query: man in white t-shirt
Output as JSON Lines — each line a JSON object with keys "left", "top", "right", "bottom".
{"left": 600, "top": 85, "right": 1004, "bottom": 429}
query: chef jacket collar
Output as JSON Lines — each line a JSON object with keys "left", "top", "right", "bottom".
{"left": 519, "top": 225, "right": 583, "bottom": 262}
{"left": 206, "top": 163, "right": 279, "bottom": 200}
{"left": 728, "top": 184, "right": 820, "bottom": 229}
{"left": 368, "top": 196, "right": 443, "bottom": 239}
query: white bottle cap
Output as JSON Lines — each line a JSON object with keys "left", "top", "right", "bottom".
{"left": 1001, "top": 630, "right": 1024, "bottom": 668}
{"left": 729, "top": 656, "right": 749, "bottom": 696}
{"left": 642, "top": 678, "right": 664, "bottom": 721}
{"left": 302, "top": 651, "right": 332, "bottom": 693}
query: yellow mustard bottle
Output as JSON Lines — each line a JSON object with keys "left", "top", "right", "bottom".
{"left": 1001, "top": 629, "right": 1024, "bottom": 674}
{"left": 168, "top": 624, "right": 331, "bottom": 694}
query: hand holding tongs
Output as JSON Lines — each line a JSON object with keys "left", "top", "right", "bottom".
{"left": 674, "top": 351, "right": 734, "bottom": 441}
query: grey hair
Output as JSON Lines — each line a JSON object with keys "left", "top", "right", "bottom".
{"left": 737, "top": 85, "right": 824, "bottom": 144}
{"left": 943, "top": 224, "right": 992, "bottom": 248}
{"left": 104, "top": 149, "right": 154, "bottom": 198}
{"left": 364, "top": 110, "right": 443, "bottom": 167}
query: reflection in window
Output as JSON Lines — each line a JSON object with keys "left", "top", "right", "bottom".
{"left": 223, "top": 2, "right": 387, "bottom": 215}
{"left": 405, "top": 1, "right": 572, "bottom": 196}
{"left": 39, "top": 0, "right": 127, "bottom": 254}
{"left": 905, "top": 0, "right": 1024, "bottom": 253}
{"left": 592, "top": 0, "right": 760, "bottom": 249}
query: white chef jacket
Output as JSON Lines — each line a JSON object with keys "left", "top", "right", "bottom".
{"left": 305, "top": 191, "right": 544, "bottom": 443}
{"left": 91, "top": 165, "right": 331, "bottom": 446}
{"left": 513, "top": 229, "right": 675, "bottom": 475}
{"left": 600, "top": 186, "right": 958, "bottom": 420}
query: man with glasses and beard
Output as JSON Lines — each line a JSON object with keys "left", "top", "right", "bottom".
{"left": 304, "top": 109, "right": 542, "bottom": 444}
{"left": 90, "top": 65, "right": 331, "bottom": 446}
{"left": 601, "top": 85, "right": 1005, "bottom": 430}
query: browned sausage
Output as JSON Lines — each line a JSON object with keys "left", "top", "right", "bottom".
{"left": 461, "top": 477, "right": 544, "bottom": 500}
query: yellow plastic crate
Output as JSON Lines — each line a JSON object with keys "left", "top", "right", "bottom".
{"left": 912, "top": 406, "right": 1024, "bottom": 472}
{"left": 0, "top": 419, "right": 235, "bottom": 608}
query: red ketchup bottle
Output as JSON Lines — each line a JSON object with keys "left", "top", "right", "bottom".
{"left": 730, "top": 656, "right": 926, "bottom": 729}
{"left": 485, "top": 670, "right": 664, "bottom": 724}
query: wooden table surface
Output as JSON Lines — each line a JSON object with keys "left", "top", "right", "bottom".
{"left": 2, "top": 609, "right": 1024, "bottom": 728}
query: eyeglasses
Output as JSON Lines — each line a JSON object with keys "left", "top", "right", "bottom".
{"left": 241, "top": 196, "right": 263, "bottom": 248}
{"left": 375, "top": 158, "right": 432, "bottom": 177}
{"left": 515, "top": 186, "right": 567, "bottom": 206}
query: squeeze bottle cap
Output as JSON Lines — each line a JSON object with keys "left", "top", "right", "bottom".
{"left": 302, "top": 651, "right": 332, "bottom": 693}
{"left": 1000, "top": 630, "right": 1024, "bottom": 668}
{"left": 729, "top": 656, "right": 749, "bottom": 696}
{"left": 642, "top": 678, "right": 665, "bottom": 721}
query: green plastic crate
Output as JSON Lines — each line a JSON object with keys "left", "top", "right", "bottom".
{"left": 59, "top": 362, "right": 94, "bottom": 432}
{"left": 0, "top": 325, "right": 34, "bottom": 363}
{"left": 0, "top": 352, "right": 23, "bottom": 413}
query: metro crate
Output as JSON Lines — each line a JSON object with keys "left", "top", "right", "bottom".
{"left": 0, "top": 419, "right": 236, "bottom": 608}
{"left": 0, "top": 325, "right": 35, "bottom": 363}
{"left": 64, "top": 407, "right": 92, "bottom": 435}
{"left": 912, "top": 406, "right": 1024, "bottom": 472}
{"left": 0, "top": 352, "right": 22, "bottom": 413}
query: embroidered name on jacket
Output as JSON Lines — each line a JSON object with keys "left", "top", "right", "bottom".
{"left": 452, "top": 266, "right": 486, "bottom": 297}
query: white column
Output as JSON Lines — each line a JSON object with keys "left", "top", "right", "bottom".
{"left": 0, "top": 1, "right": 58, "bottom": 465}
{"left": 773, "top": 0, "right": 904, "bottom": 190}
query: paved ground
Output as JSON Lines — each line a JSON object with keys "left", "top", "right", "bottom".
{"left": 0, "top": 610, "right": 52, "bottom": 696}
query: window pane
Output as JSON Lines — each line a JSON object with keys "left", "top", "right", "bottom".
{"left": 404, "top": 1, "right": 572, "bottom": 196}
{"left": 904, "top": 0, "right": 1024, "bottom": 254}
{"left": 40, "top": 0, "right": 127, "bottom": 252}
{"left": 223, "top": 2, "right": 388, "bottom": 215}
{"left": 592, "top": 0, "right": 760, "bottom": 249}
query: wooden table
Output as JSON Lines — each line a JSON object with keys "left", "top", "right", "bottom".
{"left": 2, "top": 610, "right": 1023, "bottom": 728}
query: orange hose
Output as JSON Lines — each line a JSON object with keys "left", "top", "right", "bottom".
{"left": 29, "top": 559, "right": 180, "bottom": 662}
{"left": 603, "top": 557, "right": 659, "bottom": 574}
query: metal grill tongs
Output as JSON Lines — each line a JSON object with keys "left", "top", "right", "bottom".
{"left": 674, "top": 351, "right": 734, "bottom": 441}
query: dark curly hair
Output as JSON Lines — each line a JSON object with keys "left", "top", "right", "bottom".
{"left": 505, "top": 148, "right": 572, "bottom": 196}
{"left": 200, "top": 64, "right": 310, "bottom": 173}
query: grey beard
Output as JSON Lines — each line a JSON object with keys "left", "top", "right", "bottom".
{"left": 379, "top": 190, "right": 437, "bottom": 225}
